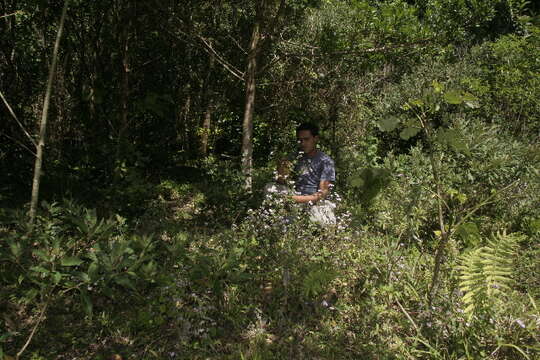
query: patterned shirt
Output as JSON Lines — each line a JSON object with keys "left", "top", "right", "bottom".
{"left": 294, "top": 150, "right": 335, "bottom": 195}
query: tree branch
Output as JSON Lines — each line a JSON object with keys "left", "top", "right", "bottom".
{"left": 280, "top": 38, "right": 435, "bottom": 58}
{"left": 147, "top": 0, "right": 244, "bottom": 82}
{"left": 0, "top": 90, "right": 37, "bottom": 148}
{"left": 1, "top": 11, "right": 20, "bottom": 19}
{"left": 198, "top": 36, "right": 245, "bottom": 81}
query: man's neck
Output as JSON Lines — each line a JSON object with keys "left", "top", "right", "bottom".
{"left": 306, "top": 149, "right": 318, "bottom": 157}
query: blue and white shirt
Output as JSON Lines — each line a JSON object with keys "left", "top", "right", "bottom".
{"left": 294, "top": 150, "right": 335, "bottom": 195}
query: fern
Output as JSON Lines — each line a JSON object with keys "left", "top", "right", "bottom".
{"left": 457, "top": 231, "right": 523, "bottom": 318}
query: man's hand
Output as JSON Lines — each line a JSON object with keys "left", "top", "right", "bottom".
{"left": 291, "top": 180, "right": 331, "bottom": 203}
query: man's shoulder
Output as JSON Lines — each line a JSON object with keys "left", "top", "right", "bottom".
{"left": 316, "top": 151, "right": 334, "bottom": 164}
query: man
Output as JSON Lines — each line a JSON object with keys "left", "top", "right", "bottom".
{"left": 272, "top": 122, "right": 336, "bottom": 224}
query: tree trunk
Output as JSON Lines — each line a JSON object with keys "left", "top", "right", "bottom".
{"left": 241, "top": 18, "right": 261, "bottom": 192}
{"left": 29, "top": 0, "right": 70, "bottom": 224}
{"left": 201, "top": 97, "right": 213, "bottom": 157}
{"left": 201, "top": 50, "right": 215, "bottom": 157}
{"left": 115, "top": 1, "right": 131, "bottom": 170}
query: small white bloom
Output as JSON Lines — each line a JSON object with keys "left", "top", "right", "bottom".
{"left": 515, "top": 319, "right": 526, "bottom": 328}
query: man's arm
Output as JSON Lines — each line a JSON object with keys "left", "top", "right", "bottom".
{"left": 291, "top": 180, "right": 331, "bottom": 204}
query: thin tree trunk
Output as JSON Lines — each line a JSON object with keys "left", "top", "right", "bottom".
{"left": 201, "top": 51, "right": 215, "bottom": 157}
{"left": 29, "top": 0, "right": 70, "bottom": 224}
{"left": 115, "top": 2, "right": 131, "bottom": 169}
{"left": 182, "top": 89, "right": 191, "bottom": 153}
{"left": 201, "top": 97, "right": 213, "bottom": 157}
{"left": 241, "top": 18, "right": 261, "bottom": 192}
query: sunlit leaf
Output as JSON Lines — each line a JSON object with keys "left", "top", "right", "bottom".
{"left": 409, "top": 98, "right": 424, "bottom": 107}
{"left": 349, "top": 174, "right": 364, "bottom": 188}
{"left": 461, "top": 92, "right": 477, "bottom": 102}
{"left": 30, "top": 266, "right": 50, "bottom": 274}
{"left": 61, "top": 257, "right": 84, "bottom": 266}
{"left": 400, "top": 126, "right": 420, "bottom": 140}
{"left": 377, "top": 116, "right": 400, "bottom": 132}
{"left": 443, "top": 90, "right": 462, "bottom": 104}
{"left": 52, "top": 272, "right": 62, "bottom": 284}
{"left": 432, "top": 80, "right": 443, "bottom": 93}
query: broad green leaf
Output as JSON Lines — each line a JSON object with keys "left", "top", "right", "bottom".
{"left": 432, "top": 80, "right": 443, "bottom": 93}
{"left": 52, "top": 272, "right": 62, "bottom": 284}
{"left": 114, "top": 276, "right": 136, "bottom": 290}
{"left": 437, "top": 129, "right": 470, "bottom": 155}
{"left": 456, "top": 193, "right": 468, "bottom": 204}
{"left": 461, "top": 92, "right": 477, "bottom": 102}
{"left": 528, "top": 218, "right": 540, "bottom": 233}
{"left": 377, "top": 117, "right": 400, "bottom": 132}
{"left": 80, "top": 289, "right": 93, "bottom": 319}
{"left": 78, "top": 272, "right": 91, "bottom": 282}
{"left": 61, "top": 256, "right": 84, "bottom": 267}
{"left": 30, "top": 266, "right": 50, "bottom": 274}
{"left": 9, "top": 241, "right": 22, "bottom": 258}
{"left": 443, "top": 90, "right": 463, "bottom": 104}
{"left": 409, "top": 98, "right": 424, "bottom": 107}
{"left": 88, "top": 262, "right": 99, "bottom": 281}
{"left": 349, "top": 174, "right": 364, "bottom": 188}
{"left": 33, "top": 249, "right": 50, "bottom": 262}
{"left": 400, "top": 127, "right": 420, "bottom": 140}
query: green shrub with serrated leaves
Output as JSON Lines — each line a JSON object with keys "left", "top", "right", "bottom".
{"left": 0, "top": 199, "right": 164, "bottom": 357}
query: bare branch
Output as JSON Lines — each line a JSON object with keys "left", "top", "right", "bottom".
{"left": 0, "top": 90, "right": 37, "bottom": 148}
{"left": 228, "top": 34, "right": 247, "bottom": 55}
{"left": 198, "top": 36, "right": 245, "bottom": 81}
{"left": 146, "top": 0, "right": 244, "bottom": 82}
{"left": 280, "top": 38, "right": 435, "bottom": 58}
{"left": 0, "top": 11, "right": 20, "bottom": 19}
{"left": 17, "top": 294, "right": 52, "bottom": 359}
{"left": 0, "top": 132, "right": 36, "bottom": 157}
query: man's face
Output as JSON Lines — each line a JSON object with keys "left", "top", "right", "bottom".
{"left": 297, "top": 130, "right": 318, "bottom": 155}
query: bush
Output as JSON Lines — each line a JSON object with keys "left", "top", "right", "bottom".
{"left": 0, "top": 200, "right": 163, "bottom": 358}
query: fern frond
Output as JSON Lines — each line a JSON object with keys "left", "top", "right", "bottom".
{"left": 457, "top": 230, "right": 523, "bottom": 319}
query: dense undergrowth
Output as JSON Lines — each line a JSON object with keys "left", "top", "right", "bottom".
{"left": 1, "top": 31, "right": 540, "bottom": 359}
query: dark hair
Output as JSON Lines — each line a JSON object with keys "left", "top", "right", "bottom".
{"left": 296, "top": 122, "right": 319, "bottom": 137}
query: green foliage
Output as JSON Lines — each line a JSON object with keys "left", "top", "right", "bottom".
{"left": 301, "top": 263, "right": 337, "bottom": 298}
{"left": 0, "top": 200, "right": 163, "bottom": 356}
{"left": 1, "top": 1, "right": 539, "bottom": 358}
{"left": 348, "top": 167, "right": 392, "bottom": 205}
{"left": 419, "top": 0, "right": 529, "bottom": 42}
{"left": 458, "top": 231, "right": 523, "bottom": 318}
{"left": 469, "top": 29, "right": 540, "bottom": 138}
